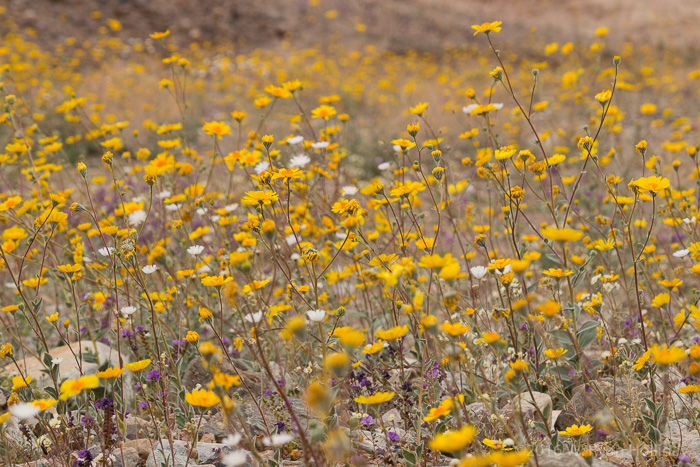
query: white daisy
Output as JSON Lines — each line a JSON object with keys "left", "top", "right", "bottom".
{"left": 9, "top": 403, "right": 39, "bottom": 420}
{"left": 263, "top": 433, "right": 293, "bottom": 447}
{"left": 121, "top": 306, "right": 137, "bottom": 316}
{"left": 306, "top": 309, "right": 326, "bottom": 322}
{"left": 311, "top": 141, "right": 330, "bottom": 149}
{"left": 341, "top": 186, "right": 358, "bottom": 196}
{"left": 187, "top": 245, "right": 205, "bottom": 256}
{"left": 142, "top": 265, "right": 158, "bottom": 274}
{"left": 470, "top": 266, "right": 488, "bottom": 279}
{"left": 290, "top": 154, "right": 311, "bottom": 168}
{"left": 287, "top": 135, "right": 304, "bottom": 145}
{"left": 244, "top": 311, "right": 263, "bottom": 323}
{"left": 377, "top": 162, "right": 391, "bottom": 171}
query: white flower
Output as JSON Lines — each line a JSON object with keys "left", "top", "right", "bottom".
{"left": 377, "top": 162, "right": 391, "bottom": 171}
{"left": 121, "top": 306, "right": 137, "bottom": 316}
{"left": 222, "top": 450, "right": 249, "bottom": 467}
{"left": 128, "top": 210, "right": 147, "bottom": 225}
{"left": 156, "top": 190, "right": 172, "bottom": 199}
{"left": 197, "top": 264, "right": 212, "bottom": 274}
{"left": 470, "top": 266, "right": 488, "bottom": 279}
{"left": 683, "top": 216, "right": 696, "bottom": 224}
{"left": 211, "top": 215, "right": 220, "bottom": 222}
{"left": 254, "top": 160, "right": 270, "bottom": 174}
{"left": 244, "top": 311, "right": 263, "bottom": 323}
{"left": 165, "top": 203, "right": 181, "bottom": 211}
{"left": 51, "top": 357, "right": 63, "bottom": 365}
{"left": 36, "top": 434, "right": 52, "bottom": 449}
{"left": 223, "top": 433, "right": 242, "bottom": 447}
{"left": 493, "top": 103, "right": 504, "bottom": 110}
{"left": 287, "top": 135, "right": 304, "bottom": 145}
{"left": 98, "top": 247, "right": 116, "bottom": 257}
{"left": 290, "top": 253, "right": 301, "bottom": 261}
{"left": 285, "top": 234, "right": 297, "bottom": 246}
{"left": 263, "top": 433, "right": 293, "bottom": 447}
{"left": 142, "top": 265, "right": 158, "bottom": 274}
{"left": 341, "top": 186, "right": 358, "bottom": 196}
{"left": 196, "top": 208, "right": 207, "bottom": 216}
{"left": 673, "top": 249, "right": 690, "bottom": 258}
{"left": 290, "top": 154, "right": 311, "bottom": 168}
{"left": 187, "top": 245, "right": 205, "bottom": 256}
{"left": 49, "top": 414, "right": 61, "bottom": 428}
{"left": 307, "top": 309, "right": 326, "bottom": 322}
{"left": 311, "top": 141, "right": 330, "bottom": 149}
{"left": 225, "top": 204, "right": 239, "bottom": 212}
{"left": 9, "top": 403, "right": 40, "bottom": 420}
{"left": 462, "top": 104, "right": 478, "bottom": 114}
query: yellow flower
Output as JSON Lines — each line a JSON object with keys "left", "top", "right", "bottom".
{"left": 471, "top": 21, "right": 503, "bottom": 36}
{"left": 651, "top": 293, "right": 670, "bottom": 308}
{"left": 46, "top": 312, "right": 59, "bottom": 323}
{"left": 201, "top": 275, "right": 234, "bottom": 287}
{"left": 429, "top": 425, "right": 477, "bottom": 452}
{"left": 629, "top": 176, "right": 670, "bottom": 194}
{"left": 199, "top": 306, "right": 213, "bottom": 322}
{"left": 31, "top": 398, "right": 58, "bottom": 411}
{"left": 12, "top": 374, "right": 32, "bottom": 390}
{"left": 361, "top": 340, "right": 385, "bottom": 355}
{"left": 543, "top": 348, "right": 567, "bottom": 359}
{"left": 0, "top": 343, "right": 13, "bottom": 358}
{"left": 202, "top": 121, "right": 232, "bottom": 139}
{"left": 185, "top": 331, "right": 200, "bottom": 343}
{"left": 57, "top": 264, "right": 83, "bottom": 274}
{"left": 208, "top": 373, "right": 241, "bottom": 390}
{"left": 680, "top": 385, "right": 700, "bottom": 394}
{"left": 334, "top": 327, "right": 366, "bottom": 347}
{"left": 185, "top": 389, "right": 221, "bottom": 408}
{"left": 559, "top": 424, "right": 593, "bottom": 436}
{"left": 487, "top": 450, "right": 531, "bottom": 466}
{"left": 595, "top": 89, "right": 612, "bottom": 104}
{"left": 311, "top": 105, "right": 337, "bottom": 119}
{"left": 354, "top": 391, "right": 395, "bottom": 405}
{"left": 124, "top": 359, "right": 151, "bottom": 372}
{"left": 59, "top": 375, "right": 99, "bottom": 400}
{"left": 541, "top": 227, "right": 583, "bottom": 242}
{"left": 149, "top": 30, "right": 170, "bottom": 39}
{"left": 542, "top": 268, "right": 574, "bottom": 278}
{"left": 495, "top": 145, "right": 517, "bottom": 161}
{"left": 375, "top": 325, "right": 409, "bottom": 341}
{"left": 241, "top": 190, "right": 279, "bottom": 206}
{"left": 199, "top": 341, "right": 221, "bottom": 355}
{"left": 96, "top": 367, "right": 125, "bottom": 379}
{"left": 538, "top": 300, "right": 561, "bottom": 317}
{"left": 649, "top": 344, "right": 686, "bottom": 365}
{"left": 440, "top": 321, "right": 471, "bottom": 336}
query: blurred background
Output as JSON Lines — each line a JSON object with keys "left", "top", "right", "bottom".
{"left": 5, "top": 0, "right": 700, "bottom": 54}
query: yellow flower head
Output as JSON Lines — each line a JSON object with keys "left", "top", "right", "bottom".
{"left": 354, "top": 391, "right": 395, "bottom": 405}
{"left": 471, "top": 21, "right": 503, "bottom": 36}
{"left": 59, "top": 375, "right": 99, "bottom": 400}
{"left": 428, "top": 425, "right": 477, "bottom": 452}
{"left": 124, "top": 359, "right": 151, "bottom": 372}
{"left": 185, "top": 389, "right": 221, "bottom": 408}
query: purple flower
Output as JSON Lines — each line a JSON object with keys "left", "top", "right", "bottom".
{"left": 95, "top": 397, "right": 114, "bottom": 410}
{"left": 121, "top": 329, "right": 134, "bottom": 338}
{"left": 139, "top": 400, "right": 148, "bottom": 409}
{"left": 275, "top": 421, "right": 286, "bottom": 432}
{"left": 361, "top": 416, "right": 374, "bottom": 426}
{"left": 679, "top": 455, "right": 691, "bottom": 464}
{"left": 387, "top": 431, "right": 400, "bottom": 442}
{"left": 146, "top": 370, "right": 160, "bottom": 382}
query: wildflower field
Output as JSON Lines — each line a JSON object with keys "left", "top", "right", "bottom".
{"left": 3, "top": 5, "right": 700, "bottom": 467}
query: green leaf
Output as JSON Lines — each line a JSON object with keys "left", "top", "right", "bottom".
{"left": 577, "top": 320, "right": 599, "bottom": 349}
{"left": 648, "top": 425, "right": 660, "bottom": 445}
{"left": 403, "top": 450, "right": 416, "bottom": 466}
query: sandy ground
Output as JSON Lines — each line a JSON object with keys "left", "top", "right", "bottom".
{"left": 5, "top": 0, "right": 700, "bottom": 53}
